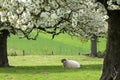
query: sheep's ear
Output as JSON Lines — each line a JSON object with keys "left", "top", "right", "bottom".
{"left": 61, "top": 58, "right": 67, "bottom": 63}
{"left": 61, "top": 59, "right": 64, "bottom": 63}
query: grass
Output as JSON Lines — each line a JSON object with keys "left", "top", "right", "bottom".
{"left": 8, "top": 33, "right": 106, "bottom": 55}
{"left": 0, "top": 55, "right": 103, "bottom": 80}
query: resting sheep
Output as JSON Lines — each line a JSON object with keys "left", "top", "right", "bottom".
{"left": 61, "top": 58, "right": 80, "bottom": 68}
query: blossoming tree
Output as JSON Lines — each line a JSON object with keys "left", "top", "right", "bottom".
{"left": 97, "top": 0, "right": 120, "bottom": 80}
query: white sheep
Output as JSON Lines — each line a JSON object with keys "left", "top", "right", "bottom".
{"left": 61, "top": 58, "right": 80, "bottom": 68}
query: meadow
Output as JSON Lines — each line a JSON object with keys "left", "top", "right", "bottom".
{"left": 7, "top": 33, "right": 106, "bottom": 55}
{"left": 0, "top": 55, "right": 103, "bottom": 80}
{"left": 5, "top": 33, "right": 106, "bottom": 80}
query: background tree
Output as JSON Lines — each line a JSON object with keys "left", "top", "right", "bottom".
{"left": 64, "top": 0, "right": 107, "bottom": 57}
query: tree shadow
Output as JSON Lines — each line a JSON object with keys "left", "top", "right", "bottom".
{"left": 81, "top": 64, "right": 102, "bottom": 70}
{"left": 0, "top": 64, "right": 102, "bottom": 74}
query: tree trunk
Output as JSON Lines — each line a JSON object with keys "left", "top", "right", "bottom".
{"left": 0, "top": 30, "right": 9, "bottom": 67}
{"left": 100, "top": 10, "right": 120, "bottom": 80}
{"left": 90, "top": 34, "right": 97, "bottom": 57}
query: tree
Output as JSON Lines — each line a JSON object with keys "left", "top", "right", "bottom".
{"left": 0, "top": 19, "right": 15, "bottom": 67}
{"left": 90, "top": 34, "right": 98, "bottom": 57}
{"left": 96, "top": 0, "right": 120, "bottom": 80}
{"left": 66, "top": 1, "right": 107, "bottom": 57}
{"left": 0, "top": 0, "right": 71, "bottom": 67}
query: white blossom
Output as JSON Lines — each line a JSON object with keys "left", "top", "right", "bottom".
{"left": 0, "top": 0, "right": 109, "bottom": 38}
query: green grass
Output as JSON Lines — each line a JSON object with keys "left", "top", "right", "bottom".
{"left": 8, "top": 33, "right": 106, "bottom": 55}
{"left": 0, "top": 55, "right": 103, "bottom": 80}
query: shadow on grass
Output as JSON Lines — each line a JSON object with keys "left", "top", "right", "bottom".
{"left": 0, "top": 64, "right": 102, "bottom": 74}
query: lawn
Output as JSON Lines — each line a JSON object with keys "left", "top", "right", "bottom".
{"left": 8, "top": 33, "right": 106, "bottom": 55}
{"left": 0, "top": 55, "right": 103, "bottom": 80}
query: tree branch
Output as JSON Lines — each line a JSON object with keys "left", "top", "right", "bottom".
{"left": 96, "top": 0, "right": 108, "bottom": 9}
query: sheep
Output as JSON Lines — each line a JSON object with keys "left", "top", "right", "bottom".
{"left": 61, "top": 58, "right": 80, "bottom": 68}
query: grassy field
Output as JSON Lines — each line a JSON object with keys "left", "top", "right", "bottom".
{"left": 0, "top": 55, "right": 103, "bottom": 80}
{"left": 8, "top": 33, "right": 106, "bottom": 55}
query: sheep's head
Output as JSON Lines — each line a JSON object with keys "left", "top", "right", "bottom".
{"left": 61, "top": 58, "right": 68, "bottom": 63}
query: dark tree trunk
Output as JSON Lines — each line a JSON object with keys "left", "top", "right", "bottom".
{"left": 0, "top": 30, "right": 9, "bottom": 67}
{"left": 90, "top": 34, "right": 97, "bottom": 57}
{"left": 100, "top": 10, "right": 120, "bottom": 80}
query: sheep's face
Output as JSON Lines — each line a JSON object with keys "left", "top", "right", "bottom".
{"left": 61, "top": 58, "right": 67, "bottom": 63}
